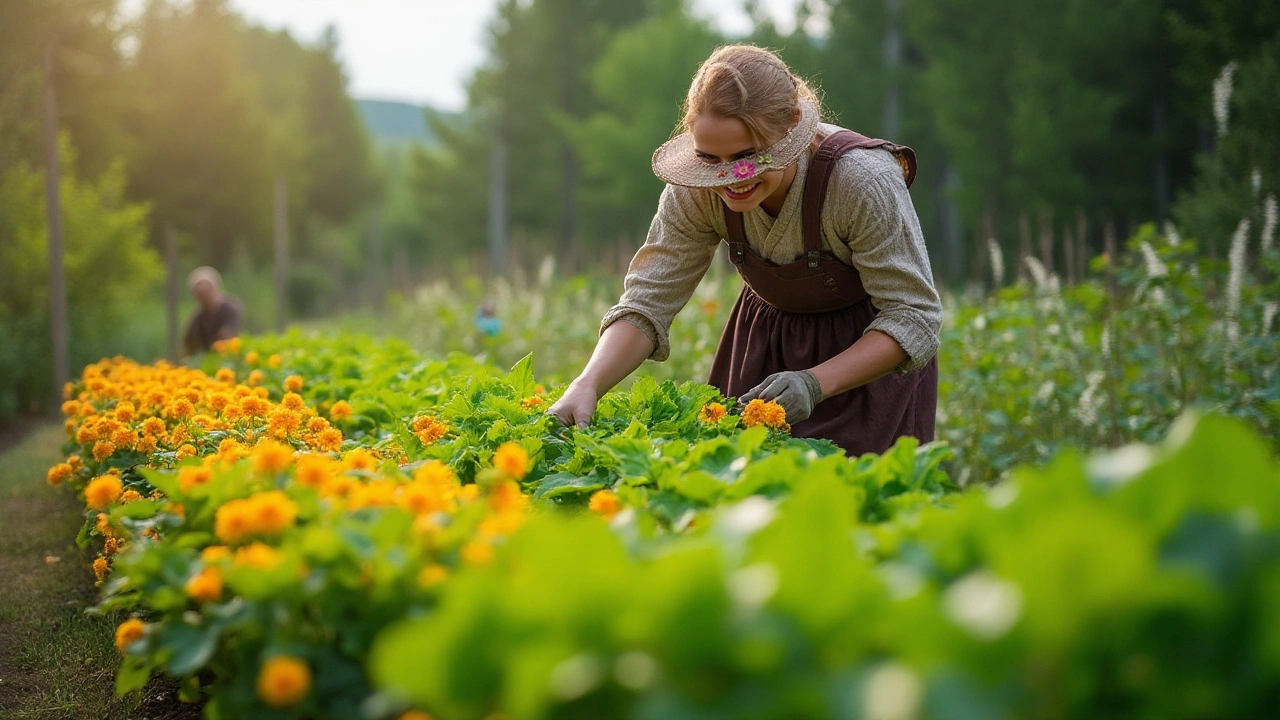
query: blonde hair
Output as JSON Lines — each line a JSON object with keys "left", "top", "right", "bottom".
{"left": 680, "top": 45, "right": 821, "bottom": 148}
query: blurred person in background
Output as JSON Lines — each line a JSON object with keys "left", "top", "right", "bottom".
{"left": 182, "top": 266, "right": 242, "bottom": 357}
{"left": 547, "top": 45, "right": 941, "bottom": 456}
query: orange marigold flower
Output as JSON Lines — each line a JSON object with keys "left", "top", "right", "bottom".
{"left": 226, "top": 337, "right": 242, "bottom": 353}
{"left": 176, "top": 443, "right": 198, "bottom": 460}
{"left": 103, "top": 536, "right": 124, "bottom": 557}
{"left": 267, "top": 408, "right": 302, "bottom": 439}
{"left": 114, "top": 618, "right": 146, "bottom": 654}
{"left": 178, "top": 465, "right": 213, "bottom": 492}
{"left": 186, "top": 567, "right": 223, "bottom": 603}
{"left": 282, "top": 392, "right": 306, "bottom": 412}
{"left": 398, "top": 482, "right": 455, "bottom": 515}
{"left": 249, "top": 491, "right": 298, "bottom": 535}
{"left": 461, "top": 540, "right": 494, "bottom": 566}
{"left": 235, "top": 542, "right": 283, "bottom": 570}
{"left": 247, "top": 369, "right": 266, "bottom": 386}
{"left": 114, "top": 401, "right": 136, "bottom": 423}
{"left": 488, "top": 480, "right": 526, "bottom": 514}
{"left": 47, "top": 463, "right": 73, "bottom": 486}
{"left": 85, "top": 475, "right": 123, "bottom": 510}
{"left": 698, "top": 402, "right": 727, "bottom": 424}
{"left": 119, "top": 489, "right": 143, "bottom": 504}
{"left": 413, "top": 460, "right": 456, "bottom": 488}
{"left": 141, "top": 417, "right": 166, "bottom": 436}
{"left": 137, "top": 434, "right": 159, "bottom": 454}
{"left": 314, "top": 427, "right": 344, "bottom": 453}
{"left": 284, "top": 375, "right": 303, "bottom": 393}
{"left": 417, "top": 565, "right": 449, "bottom": 587}
{"left": 329, "top": 400, "right": 353, "bottom": 422}
{"left": 93, "top": 555, "right": 109, "bottom": 583}
{"left": 215, "top": 500, "right": 255, "bottom": 544}
{"left": 267, "top": 354, "right": 283, "bottom": 369}
{"left": 92, "top": 440, "right": 116, "bottom": 462}
{"left": 62, "top": 400, "right": 81, "bottom": 416}
{"left": 96, "top": 512, "right": 114, "bottom": 536}
{"left": 110, "top": 427, "right": 138, "bottom": 450}
{"left": 457, "top": 484, "right": 480, "bottom": 503}
{"left": 257, "top": 656, "right": 311, "bottom": 709}
{"left": 521, "top": 396, "right": 544, "bottom": 409}
{"left": 343, "top": 448, "right": 378, "bottom": 472}
{"left": 251, "top": 439, "right": 293, "bottom": 475}
{"left": 201, "top": 545, "right": 231, "bottom": 563}
{"left": 305, "top": 415, "right": 329, "bottom": 434}
{"left": 492, "top": 442, "right": 530, "bottom": 480}
{"left": 167, "top": 398, "right": 195, "bottom": 419}
{"left": 245, "top": 351, "right": 260, "bottom": 366}
{"left": 412, "top": 415, "right": 448, "bottom": 445}
{"left": 589, "top": 489, "right": 620, "bottom": 519}
{"left": 741, "top": 398, "right": 791, "bottom": 432}
{"left": 215, "top": 367, "right": 236, "bottom": 383}
{"left": 217, "top": 438, "right": 248, "bottom": 463}
{"left": 294, "top": 454, "right": 334, "bottom": 488}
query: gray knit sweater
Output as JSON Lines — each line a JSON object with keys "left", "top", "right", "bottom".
{"left": 600, "top": 124, "right": 942, "bottom": 374}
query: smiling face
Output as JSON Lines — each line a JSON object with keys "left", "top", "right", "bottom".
{"left": 690, "top": 113, "right": 796, "bottom": 215}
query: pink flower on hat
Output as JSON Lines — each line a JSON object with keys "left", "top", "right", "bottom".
{"left": 732, "top": 159, "right": 757, "bottom": 180}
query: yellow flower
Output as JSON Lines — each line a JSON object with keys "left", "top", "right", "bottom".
{"left": 256, "top": 655, "right": 311, "bottom": 708}
{"left": 267, "top": 353, "right": 283, "bottom": 369}
{"left": 741, "top": 398, "right": 790, "bottom": 432}
{"left": 399, "top": 481, "right": 455, "bottom": 515}
{"left": 178, "top": 465, "right": 213, "bottom": 493}
{"left": 85, "top": 475, "right": 123, "bottom": 510}
{"left": 215, "top": 500, "right": 255, "bottom": 544}
{"left": 114, "top": 401, "right": 136, "bottom": 423}
{"left": 235, "top": 542, "right": 283, "bottom": 570}
{"left": 215, "top": 367, "right": 236, "bottom": 383}
{"left": 294, "top": 454, "right": 334, "bottom": 488}
{"left": 92, "top": 440, "right": 116, "bottom": 462}
{"left": 247, "top": 369, "right": 266, "bottom": 386}
{"left": 412, "top": 415, "right": 448, "bottom": 445}
{"left": 245, "top": 351, "right": 260, "bottom": 366}
{"left": 414, "top": 460, "right": 456, "bottom": 488}
{"left": 343, "top": 448, "right": 378, "bottom": 472}
{"left": 186, "top": 567, "right": 223, "bottom": 603}
{"left": 267, "top": 408, "right": 302, "bottom": 439}
{"left": 521, "top": 396, "right": 544, "bottom": 409}
{"left": 461, "top": 540, "right": 493, "bottom": 565}
{"left": 166, "top": 397, "right": 195, "bottom": 419}
{"left": 119, "top": 489, "right": 143, "bottom": 504}
{"left": 62, "top": 400, "right": 81, "bottom": 416}
{"left": 282, "top": 392, "right": 306, "bottom": 412}
{"left": 417, "top": 564, "right": 449, "bottom": 588}
{"left": 249, "top": 491, "right": 298, "bottom": 535}
{"left": 201, "top": 545, "right": 231, "bottom": 563}
{"left": 698, "top": 402, "right": 727, "bottom": 424}
{"left": 252, "top": 439, "right": 294, "bottom": 475}
{"left": 115, "top": 618, "right": 146, "bottom": 654}
{"left": 492, "top": 442, "right": 530, "bottom": 480}
{"left": 314, "top": 427, "right": 344, "bottom": 453}
{"left": 487, "top": 480, "right": 527, "bottom": 514}
{"left": 284, "top": 375, "right": 304, "bottom": 393}
{"left": 93, "top": 555, "right": 109, "bottom": 583}
{"left": 176, "top": 443, "right": 197, "bottom": 460}
{"left": 46, "top": 463, "right": 73, "bottom": 486}
{"left": 329, "top": 400, "right": 353, "bottom": 421}
{"left": 589, "top": 489, "right": 620, "bottom": 519}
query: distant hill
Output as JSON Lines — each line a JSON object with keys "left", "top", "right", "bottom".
{"left": 356, "top": 99, "right": 454, "bottom": 146}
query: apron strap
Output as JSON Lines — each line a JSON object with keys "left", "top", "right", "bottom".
{"left": 724, "top": 205, "right": 747, "bottom": 266}
{"left": 802, "top": 130, "right": 918, "bottom": 259}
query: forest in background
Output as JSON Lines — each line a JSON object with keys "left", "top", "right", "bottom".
{"left": 2, "top": 0, "right": 1277, "bottom": 420}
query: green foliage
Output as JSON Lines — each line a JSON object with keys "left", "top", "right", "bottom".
{"left": 372, "top": 412, "right": 1280, "bottom": 720}
{"left": 0, "top": 139, "right": 159, "bottom": 420}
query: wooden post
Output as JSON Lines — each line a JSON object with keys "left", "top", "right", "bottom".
{"left": 43, "top": 41, "right": 70, "bottom": 400}
{"left": 1018, "top": 213, "right": 1031, "bottom": 282}
{"left": 1038, "top": 209, "right": 1054, "bottom": 275}
{"left": 273, "top": 177, "right": 289, "bottom": 331}
{"left": 165, "top": 225, "right": 179, "bottom": 361}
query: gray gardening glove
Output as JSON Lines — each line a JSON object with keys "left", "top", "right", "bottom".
{"left": 738, "top": 370, "right": 825, "bottom": 424}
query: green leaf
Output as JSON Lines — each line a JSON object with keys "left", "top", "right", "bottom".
{"left": 531, "top": 472, "right": 607, "bottom": 501}
{"left": 507, "top": 353, "right": 536, "bottom": 399}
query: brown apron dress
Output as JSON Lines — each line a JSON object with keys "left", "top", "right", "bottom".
{"left": 707, "top": 130, "right": 939, "bottom": 456}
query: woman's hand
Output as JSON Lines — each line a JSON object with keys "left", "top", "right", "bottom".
{"left": 739, "top": 369, "right": 824, "bottom": 424}
{"left": 546, "top": 379, "right": 599, "bottom": 429}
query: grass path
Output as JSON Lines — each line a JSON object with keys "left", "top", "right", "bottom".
{"left": 0, "top": 424, "right": 198, "bottom": 719}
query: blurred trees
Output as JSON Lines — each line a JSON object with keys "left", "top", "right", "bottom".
{"left": 400, "top": 0, "right": 1271, "bottom": 283}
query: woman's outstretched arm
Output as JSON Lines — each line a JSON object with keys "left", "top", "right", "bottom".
{"left": 546, "top": 321, "right": 655, "bottom": 428}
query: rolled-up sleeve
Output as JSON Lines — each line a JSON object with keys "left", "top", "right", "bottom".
{"left": 600, "top": 185, "right": 721, "bottom": 361}
{"left": 835, "top": 164, "right": 942, "bottom": 373}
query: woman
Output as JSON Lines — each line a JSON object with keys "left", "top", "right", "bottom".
{"left": 547, "top": 44, "right": 941, "bottom": 456}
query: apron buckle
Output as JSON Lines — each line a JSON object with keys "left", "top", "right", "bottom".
{"left": 807, "top": 250, "right": 820, "bottom": 269}
{"left": 733, "top": 243, "right": 745, "bottom": 265}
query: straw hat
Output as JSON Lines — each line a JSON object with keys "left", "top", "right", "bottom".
{"left": 651, "top": 97, "right": 821, "bottom": 189}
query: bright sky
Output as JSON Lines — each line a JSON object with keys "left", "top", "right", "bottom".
{"left": 227, "top": 0, "right": 813, "bottom": 110}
